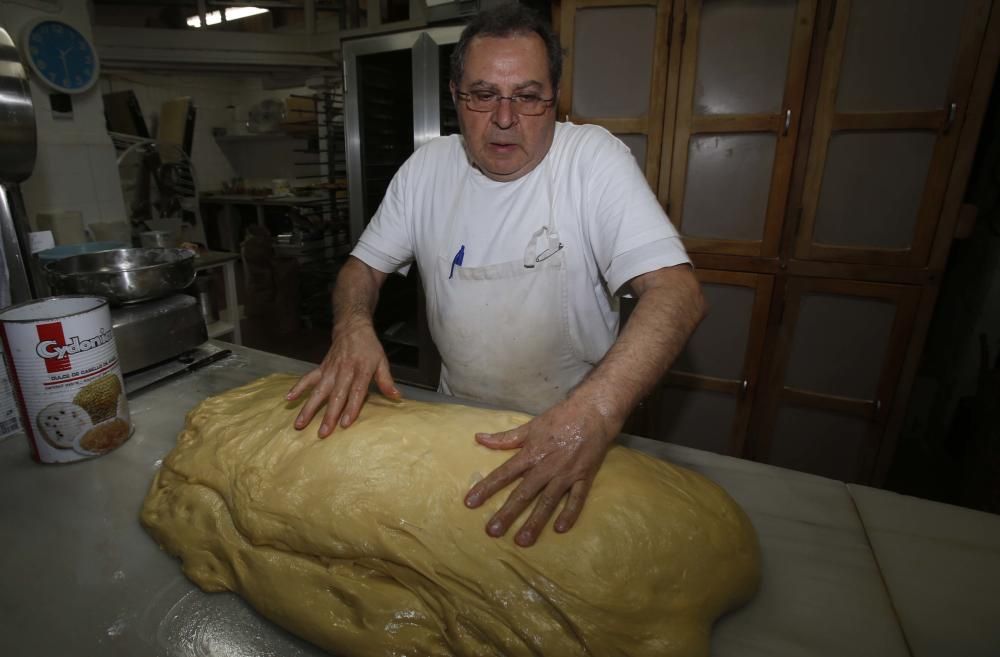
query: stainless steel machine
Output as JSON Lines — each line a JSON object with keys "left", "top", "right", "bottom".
{"left": 0, "top": 26, "right": 228, "bottom": 393}
{"left": 0, "top": 26, "right": 38, "bottom": 306}
{"left": 43, "top": 247, "right": 226, "bottom": 391}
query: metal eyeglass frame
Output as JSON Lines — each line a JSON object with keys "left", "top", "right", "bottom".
{"left": 455, "top": 90, "right": 556, "bottom": 116}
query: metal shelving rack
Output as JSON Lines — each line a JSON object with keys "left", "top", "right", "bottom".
{"left": 285, "top": 72, "right": 350, "bottom": 329}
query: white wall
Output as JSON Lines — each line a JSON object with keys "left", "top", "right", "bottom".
{"left": 99, "top": 71, "right": 242, "bottom": 192}
{"left": 1, "top": 0, "right": 323, "bottom": 243}
{"left": 0, "top": 0, "right": 128, "bottom": 233}
{"left": 99, "top": 71, "right": 318, "bottom": 191}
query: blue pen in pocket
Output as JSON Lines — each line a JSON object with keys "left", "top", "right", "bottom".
{"left": 449, "top": 245, "right": 465, "bottom": 279}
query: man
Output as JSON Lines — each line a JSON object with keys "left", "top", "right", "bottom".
{"left": 288, "top": 3, "right": 705, "bottom": 547}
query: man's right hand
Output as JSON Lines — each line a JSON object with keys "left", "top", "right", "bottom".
{"left": 287, "top": 316, "right": 401, "bottom": 438}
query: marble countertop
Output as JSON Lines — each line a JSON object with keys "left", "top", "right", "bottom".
{"left": 848, "top": 484, "right": 1000, "bottom": 657}
{"left": 0, "top": 342, "right": 996, "bottom": 656}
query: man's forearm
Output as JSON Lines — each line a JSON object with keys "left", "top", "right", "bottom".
{"left": 569, "top": 266, "right": 706, "bottom": 428}
{"left": 332, "top": 256, "right": 385, "bottom": 331}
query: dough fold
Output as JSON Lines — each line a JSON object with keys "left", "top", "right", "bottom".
{"left": 141, "top": 374, "right": 759, "bottom": 657}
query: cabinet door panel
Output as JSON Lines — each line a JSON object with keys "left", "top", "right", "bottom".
{"left": 559, "top": 0, "right": 673, "bottom": 185}
{"left": 814, "top": 131, "right": 937, "bottom": 249}
{"left": 571, "top": 6, "right": 657, "bottom": 117}
{"left": 694, "top": 0, "right": 798, "bottom": 115}
{"left": 835, "top": 0, "right": 971, "bottom": 113}
{"left": 614, "top": 133, "right": 649, "bottom": 170}
{"left": 665, "top": 0, "right": 817, "bottom": 256}
{"left": 768, "top": 406, "right": 871, "bottom": 481}
{"left": 784, "top": 292, "right": 896, "bottom": 399}
{"left": 638, "top": 269, "right": 773, "bottom": 456}
{"left": 645, "top": 387, "right": 738, "bottom": 454}
{"left": 673, "top": 280, "right": 756, "bottom": 379}
{"left": 753, "top": 278, "right": 921, "bottom": 483}
{"left": 682, "top": 133, "right": 777, "bottom": 241}
{"left": 795, "top": 0, "right": 991, "bottom": 265}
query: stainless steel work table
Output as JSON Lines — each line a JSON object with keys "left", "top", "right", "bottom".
{"left": 1, "top": 343, "right": 997, "bottom": 656}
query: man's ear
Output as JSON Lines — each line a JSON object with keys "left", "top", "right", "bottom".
{"left": 449, "top": 80, "right": 458, "bottom": 106}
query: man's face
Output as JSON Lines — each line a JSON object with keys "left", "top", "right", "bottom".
{"left": 451, "top": 33, "right": 557, "bottom": 183}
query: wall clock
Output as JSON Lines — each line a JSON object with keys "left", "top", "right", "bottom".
{"left": 21, "top": 18, "right": 100, "bottom": 94}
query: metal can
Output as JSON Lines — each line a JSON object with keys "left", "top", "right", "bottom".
{"left": 0, "top": 296, "right": 132, "bottom": 463}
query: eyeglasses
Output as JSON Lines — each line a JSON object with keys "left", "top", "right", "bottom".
{"left": 456, "top": 90, "right": 555, "bottom": 116}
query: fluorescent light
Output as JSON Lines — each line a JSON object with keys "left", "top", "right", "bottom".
{"left": 186, "top": 7, "right": 269, "bottom": 28}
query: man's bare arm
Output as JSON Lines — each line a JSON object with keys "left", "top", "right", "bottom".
{"left": 287, "top": 256, "right": 399, "bottom": 436}
{"left": 574, "top": 264, "right": 706, "bottom": 425}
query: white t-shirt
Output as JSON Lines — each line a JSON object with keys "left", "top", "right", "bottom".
{"left": 353, "top": 121, "right": 690, "bottom": 366}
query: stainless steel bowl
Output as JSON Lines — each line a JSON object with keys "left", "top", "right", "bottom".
{"left": 44, "top": 247, "right": 197, "bottom": 305}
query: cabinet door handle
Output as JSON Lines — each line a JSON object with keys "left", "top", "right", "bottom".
{"left": 740, "top": 379, "right": 750, "bottom": 397}
{"left": 944, "top": 102, "right": 958, "bottom": 134}
{"left": 782, "top": 109, "right": 792, "bottom": 136}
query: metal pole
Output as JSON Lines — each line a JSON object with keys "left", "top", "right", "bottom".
{"left": 0, "top": 184, "right": 37, "bottom": 303}
{"left": 197, "top": 0, "right": 208, "bottom": 28}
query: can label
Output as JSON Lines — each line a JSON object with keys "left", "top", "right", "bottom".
{"left": 0, "top": 296, "right": 132, "bottom": 463}
{"left": 0, "top": 343, "right": 20, "bottom": 439}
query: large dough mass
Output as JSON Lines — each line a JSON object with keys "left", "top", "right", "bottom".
{"left": 141, "top": 374, "right": 760, "bottom": 656}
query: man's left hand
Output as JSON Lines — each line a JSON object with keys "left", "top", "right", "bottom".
{"left": 463, "top": 397, "right": 622, "bottom": 547}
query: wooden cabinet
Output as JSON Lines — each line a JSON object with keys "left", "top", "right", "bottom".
{"left": 665, "top": 0, "right": 816, "bottom": 257}
{"left": 632, "top": 269, "right": 773, "bottom": 456}
{"left": 559, "top": 0, "right": 1000, "bottom": 482}
{"left": 795, "top": 0, "right": 992, "bottom": 266}
{"left": 558, "top": 0, "right": 673, "bottom": 184}
{"left": 751, "top": 278, "right": 921, "bottom": 481}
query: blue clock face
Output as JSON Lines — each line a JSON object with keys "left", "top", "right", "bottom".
{"left": 26, "top": 20, "right": 98, "bottom": 94}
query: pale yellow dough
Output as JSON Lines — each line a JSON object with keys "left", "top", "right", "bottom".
{"left": 141, "top": 374, "right": 760, "bottom": 657}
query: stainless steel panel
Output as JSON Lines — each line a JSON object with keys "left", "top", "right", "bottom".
{"left": 695, "top": 0, "right": 798, "bottom": 115}
{"left": 785, "top": 292, "right": 895, "bottom": 400}
{"left": 673, "top": 282, "right": 754, "bottom": 380}
{"left": 835, "top": 0, "right": 969, "bottom": 113}
{"left": 0, "top": 185, "right": 35, "bottom": 303}
{"left": 769, "top": 404, "right": 870, "bottom": 481}
{"left": 0, "top": 28, "right": 37, "bottom": 304}
{"left": 0, "top": 27, "right": 36, "bottom": 183}
{"left": 683, "top": 133, "right": 776, "bottom": 240}
{"left": 343, "top": 26, "right": 463, "bottom": 244}
{"left": 413, "top": 32, "right": 442, "bottom": 151}
{"left": 814, "top": 131, "right": 936, "bottom": 249}
{"left": 571, "top": 6, "right": 656, "bottom": 118}
{"left": 112, "top": 294, "right": 208, "bottom": 373}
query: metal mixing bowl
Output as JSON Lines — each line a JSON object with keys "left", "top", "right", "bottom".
{"left": 43, "top": 247, "right": 197, "bottom": 305}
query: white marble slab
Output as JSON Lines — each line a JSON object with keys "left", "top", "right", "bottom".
{"left": 848, "top": 484, "right": 1000, "bottom": 657}
{"left": 619, "top": 438, "right": 911, "bottom": 657}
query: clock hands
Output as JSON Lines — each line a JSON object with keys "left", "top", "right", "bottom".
{"left": 58, "top": 47, "right": 71, "bottom": 80}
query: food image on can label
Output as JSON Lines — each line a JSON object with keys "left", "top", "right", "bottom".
{"left": 0, "top": 296, "right": 133, "bottom": 464}
{"left": 37, "top": 401, "right": 93, "bottom": 449}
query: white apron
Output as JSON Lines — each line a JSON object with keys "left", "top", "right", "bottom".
{"left": 425, "top": 160, "right": 591, "bottom": 415}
